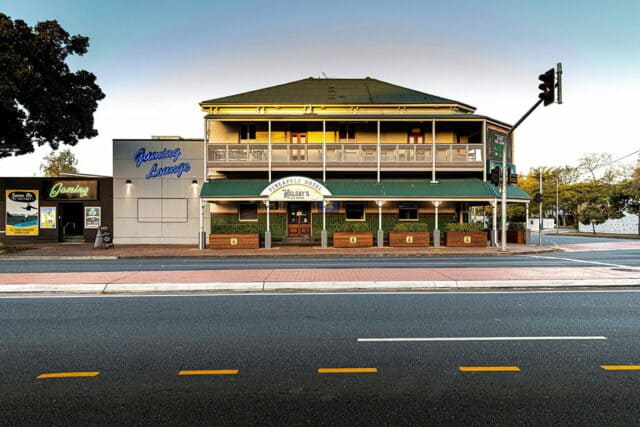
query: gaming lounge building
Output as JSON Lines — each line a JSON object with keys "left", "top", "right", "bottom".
{"left": 1, "top": 77, "right": 531, "bottom": 248}
{"left": 0, "top": 176, "right": 113, "bottom": 244}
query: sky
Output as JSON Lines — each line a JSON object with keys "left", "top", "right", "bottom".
{"left": 1, "top": 0, "right": 639, "bottom": 177}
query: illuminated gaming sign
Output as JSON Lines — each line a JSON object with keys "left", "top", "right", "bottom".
{"left": 133, "top": 147, "right": 191, "bottom": 179}
{"left": 44, "top": 180, "right": 97, "bottom": 200}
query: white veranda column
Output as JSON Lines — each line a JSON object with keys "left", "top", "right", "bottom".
{"left": 433, "top": 200, "right": 441, "bottom": 247}
{"left": 264, "top": 200, "right": 271, "bottom": 249}
{"left": 377, "top": 201, "right": 384, "bottom": 247}
{"left": 321, "top": 200, "right": 328, "bottom": 248}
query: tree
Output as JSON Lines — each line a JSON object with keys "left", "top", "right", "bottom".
{"left": 39, "top": 148, "right": 78, "bottom": 176}
{"left": 576, "top": 152, "right": 629, "bottom": 183}
{"left": 0, "top": 14, "right": 105, "bottom": 158}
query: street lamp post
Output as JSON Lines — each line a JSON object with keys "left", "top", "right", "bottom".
{"left": 538, "top": 169, "right": 543, "bottom": 246}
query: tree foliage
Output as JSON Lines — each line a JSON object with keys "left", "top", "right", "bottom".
{"left": 577, "top": 180, "right": 622, "bottom": 233}
{"left": 39, "top": 148, "right": 78, "bottom": 176}
{"left": 609, "top": 165, "right": 640, "bottom": 234}
{"left": 0, "top": 13, "right": 105, "bottom": 158}
{"left": 519, "top": 151, "right": 639, "bottom": 234}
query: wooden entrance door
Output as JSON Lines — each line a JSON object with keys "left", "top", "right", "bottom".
{"left": 287, "top": 202, "right": 311, "bottom": 236}
{"left": 290, "top": 133, "right": 307, "bottom": 161}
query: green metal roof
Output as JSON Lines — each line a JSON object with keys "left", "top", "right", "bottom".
{"left": 201, "top": 77, "right": 475, "bottom": 110}
{"left": 200, "top": 178, "right": 530, "bottom": 201}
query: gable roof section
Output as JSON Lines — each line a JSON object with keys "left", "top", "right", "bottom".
{"left": 201, "top": 77, "right": 475, "bottom": 110}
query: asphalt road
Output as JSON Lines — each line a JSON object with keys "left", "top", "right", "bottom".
{"left": 2, "top": 291, "right": 640, "bottom": 425}
{"left": 1, "top": 249, "right": 639, "bottom": 273}
{"left": 533, "top": 231, "right": 639, "bottom": 246}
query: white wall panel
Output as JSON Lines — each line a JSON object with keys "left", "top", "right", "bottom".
{"left": 114, "top": 218, "right": 162, "bottom": 238}
{"left": 161, "top": 198, "right": 188, "bottom": 222}
{"left": 113, "top": 138, "right": 204, "bottom": 243}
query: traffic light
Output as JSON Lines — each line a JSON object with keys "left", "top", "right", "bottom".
{"left": 490, "top": 166, "right": 501, "bottom": 186}
{"left": 533, "top": 192, "right": 542, "bottom": 203}
{"left": 538, "top": 68, "right": 555, "bottom": 106}
{"left": 507, "top": 167, "right": 518, "bottom": 185}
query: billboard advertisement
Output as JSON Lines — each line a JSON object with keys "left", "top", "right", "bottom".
{"left": 6, "top": 190, "right": 39, "bottom": 236}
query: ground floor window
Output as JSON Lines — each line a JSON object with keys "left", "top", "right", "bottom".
{"left": 345, "top": 202, "right": 365, "bottom": 221}
{"left": 398, "top": 202, "right": 418, "bottom": 221}
{"left": 238, "top": 203, "right": 258, "bottom": 221}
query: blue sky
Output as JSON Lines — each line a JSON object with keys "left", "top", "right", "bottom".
{"left": 2, "top": 0, "right": 639, "bottom": 176}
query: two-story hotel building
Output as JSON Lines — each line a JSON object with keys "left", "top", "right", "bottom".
{"left": 199, "top": 77, "right": 530, "bottom": 248}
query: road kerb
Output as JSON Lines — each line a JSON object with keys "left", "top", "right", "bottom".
{"left": 0, "top": 284, "right": 106, "bottom": 293}
{"left": 103, "top": 282, "right": 264, "bottom": 293}
{"left": 1, "top": 279, "right": 640, "bottom": 295}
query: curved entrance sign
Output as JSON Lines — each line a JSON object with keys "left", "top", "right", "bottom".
{"left": 261, "top": 176, "right": 331, "bottom": 201}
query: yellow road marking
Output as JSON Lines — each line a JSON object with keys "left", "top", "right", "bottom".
{"left": 318, "top": 368, "right": 378, "bottom": 374}
{"left": 37, "top": 371, "right": 100, "bottom": 379}
{"left": 459, "top": 366, "right": 521, "bottom": 372}
{"left": 601, "top": 365, "right": 640, "bottom": 371}
{"left": 178, "top": 370, "right": 239, "bottom": 376}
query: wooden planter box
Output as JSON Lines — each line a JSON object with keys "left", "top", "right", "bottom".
{"left": 445, "top": 231, "right": 487, "bottom": 247}
{"left": 497, "top": 230, "right": 526, "bottom": 244}
{"left": 209, "top": 233, "right": 259, "bottom": 249}
{"left": 389, "top": 231, "right": 430, "bottom": 247}
{"left": 333, "top": 232, "right": 373, "bottom": 248}
{"left": 507, "top": 230, "right": 526, "bottom": 244}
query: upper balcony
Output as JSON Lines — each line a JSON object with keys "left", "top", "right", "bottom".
{"left": 207, "top": 142, "right": 484, "bottom": 171}
{"left": 204, "top": 118, "right": 510, "bottom": 173}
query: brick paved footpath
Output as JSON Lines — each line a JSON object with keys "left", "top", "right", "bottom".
{"left": 0, "top": 243, "right": 639, "bottom": 289}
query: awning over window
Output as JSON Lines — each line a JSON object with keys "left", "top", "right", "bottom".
{"left": 200, "top": 178, "right": 530, "bottom": 202}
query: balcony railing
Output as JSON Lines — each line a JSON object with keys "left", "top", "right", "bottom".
{"left": 207, "top": 143, "right": 483, "bottom": 168}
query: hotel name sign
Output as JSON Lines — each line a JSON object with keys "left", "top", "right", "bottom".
{"left": 261, "top": 177, "right": 331, "bottom": 201}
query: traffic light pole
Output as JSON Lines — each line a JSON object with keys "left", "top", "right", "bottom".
{"left": 500, "top": 98, "right": 544, "bottom": 252}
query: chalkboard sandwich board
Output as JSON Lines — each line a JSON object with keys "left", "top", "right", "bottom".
{"left": 99, "top": 225, "right": 114, "bottom": 249}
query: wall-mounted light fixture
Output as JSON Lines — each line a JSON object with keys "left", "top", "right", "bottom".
{"left": 126, "top": 179, "right": 132, "bottom": 184}
{"left": 192, "top": 179, "right": 198, "bottom": 184}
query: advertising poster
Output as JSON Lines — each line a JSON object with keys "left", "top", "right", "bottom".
{"left": 6, "top": 190, "right": 39, "bottom": 236}
{"left": 486, "top": 124, "right": 512, "bottom": 164}
{"left": 40, "top": 207, "right": 57, "bottom": 229}
{"left": 84, "top": 206, "right": 101, "bottom": 228}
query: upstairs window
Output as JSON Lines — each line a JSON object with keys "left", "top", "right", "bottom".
{"left": 240, "top": 125, "right": 256, "bottom": 140}
{"left": 398, "top": 202, "right": 419, "bottom": 221}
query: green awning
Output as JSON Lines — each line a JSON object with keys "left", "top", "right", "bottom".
{"left": 200, "top": 178, "right": 530, "bottom": 201}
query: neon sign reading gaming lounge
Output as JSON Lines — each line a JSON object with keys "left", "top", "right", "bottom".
{"left": 133, "top": 148, "right": 191, "bottom": 179}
